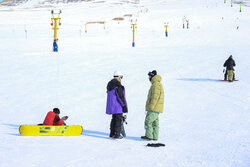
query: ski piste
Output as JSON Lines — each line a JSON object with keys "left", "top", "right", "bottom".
{"left": 19, "top": 125, "right": 83, "bottom": 136}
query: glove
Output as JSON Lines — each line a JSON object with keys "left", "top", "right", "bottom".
{"left": 61, "top": 116, "right": 68, "bottom": 121}
{"left": 122, "top": 106, "right": 128, "bottom": 113}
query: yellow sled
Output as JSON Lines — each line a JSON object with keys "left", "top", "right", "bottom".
{"left": 19, "top": 125, "right": 83, "bottom": 136}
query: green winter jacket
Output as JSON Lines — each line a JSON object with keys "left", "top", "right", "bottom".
{"left": 145, "top": 75, "right": 164, "bottom": 113}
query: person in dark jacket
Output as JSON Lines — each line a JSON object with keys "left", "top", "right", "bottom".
{"left": 223, "top": 55, "right": 236, "bottom": 81}
{"left": 43, "top": 108, "right": 68, "bottom": 126}
{"left": 106, "top": 71, "right": 128, "bottom": 139}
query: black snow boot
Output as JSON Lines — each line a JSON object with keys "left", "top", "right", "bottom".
{"left": 109, "top": 130, "right": 115, "bottom": 137}
{"left": 141, "top": 136, "right": 153, "bottom": 141}
{"left": 114, "top": 135, "right": 123, "bottom": 139}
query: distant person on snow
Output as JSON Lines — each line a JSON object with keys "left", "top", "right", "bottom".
{"left": 43, "top": 108, "right": 68, "bottom": 126}
{"left": 223, "top": 55, "right": 236, "bottom": 82}
{"left": 141, "top": 70, "right": 164, "bottom": 141}
{"left": 106, "top": 71, "right": 128, "bottom": 139}
{"left": 53, "top": 39, "right": 58, "bottom": 52}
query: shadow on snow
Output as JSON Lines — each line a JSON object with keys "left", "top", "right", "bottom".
{"left": 82, "top": 129, "right": 142, "bottom": 141}
{"left": 1, "top": 123, "right": 21, "bottom": 136}
{"left": 177, "top": 78, "right": 222, "bottom": 82}
{"left": 1, "top": 123, "right": 20, "bottom": 129}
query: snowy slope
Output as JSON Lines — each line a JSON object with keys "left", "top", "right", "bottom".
{"left": 0, "top": 0, "right": 249, "bottom": 167}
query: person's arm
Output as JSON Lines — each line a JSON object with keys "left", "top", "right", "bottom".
{"left": 116, "top": 86, "right": 128, "bottom": 112}
{"left": 148, "top": 84, "right": 161, "bottom": 111}
{"left": 43, "top": 111, "right": 56, "bottom": 125}
{"left": 53, "top": 115, "right": 61, "bottom": 123}
{"left": 116, "top": 86, "right": 126, "bottom": 106}
{"left": 61, "top": 116, "right": 68, "bottom": 121}
{"left": 223, "top": 60, "right": 228, "bottom": 67}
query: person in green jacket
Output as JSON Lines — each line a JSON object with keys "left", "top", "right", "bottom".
{"left": 141, "top": 70, "right": 164, "bottom": 141}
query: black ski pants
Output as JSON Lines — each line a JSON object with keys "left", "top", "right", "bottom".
{"left": 110, "top": 113, "right": 123, "bottom": 137}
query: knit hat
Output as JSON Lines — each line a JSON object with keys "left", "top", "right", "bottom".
{"left": 53, "top": 108, "right": 60, "bottom": 114}
{"left": 148, "top": 70, "right": 157, "bottom": 78}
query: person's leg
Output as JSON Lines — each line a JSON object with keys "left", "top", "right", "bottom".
{"left": 228, "top": 70, "right": 234, "bottom": 82}
{"left": 109, "top": 115, "right": 115, "bottom": 137}
{"left": 224, "top": 70, "right": 228, "bottom": 80}
{"left": 114, "top": 114, "right": 123, "bottom": 138}
{"left": 145, "top": 111, "right": 158, "bottom": 139}
{"left": 152, "top": 114, "right": 159, "bottom": 140}
{"left": 53, "top": 120, "right": 65, "bottom": 126}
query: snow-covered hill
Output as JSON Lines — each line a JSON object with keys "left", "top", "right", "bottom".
{"left": 0, "top": 0, "right": 249, "bottom": 167}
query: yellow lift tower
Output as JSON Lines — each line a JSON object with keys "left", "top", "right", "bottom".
{"left": 131, "top": 19, "right": 137, "bottom": 47}
{"left": 51, "top": 10, "right": 61, "bottom": 52}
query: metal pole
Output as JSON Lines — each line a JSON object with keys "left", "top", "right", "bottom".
{"left": 132, "top": 23, "right": 135, "bottom": 47}
{"left": 165, "top": 24, "right": 168, "bottom": 37}
{"left": 54, "top": 19, "right": 58, "bottom": 40}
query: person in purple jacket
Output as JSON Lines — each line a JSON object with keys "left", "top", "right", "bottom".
{"left": 106, "top": 71, "right": 128, "bottom": 139}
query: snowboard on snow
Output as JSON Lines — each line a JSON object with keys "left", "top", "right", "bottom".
{"left": 121, "top": 120, "right": 126, "bottom": 137}
{"left": 146, "top": 143, "right": 165, "bottom": 147}
{"left": 19, "top": 125, "right": 83, "bottom": 136}
{"left": 121, "top": 115, "right": 127, "bottom": 137}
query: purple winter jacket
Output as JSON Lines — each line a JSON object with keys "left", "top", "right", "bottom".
{"left": 106, "top": 80, "right": 128, "bottom": 115}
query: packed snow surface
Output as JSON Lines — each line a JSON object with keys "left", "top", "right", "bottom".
{"left": 0, "top": 0, "right": 249, "bottom": 167}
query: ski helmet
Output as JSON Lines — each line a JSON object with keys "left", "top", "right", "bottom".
{"left": 113, "top": 71, "right": 123, "bottom": 79}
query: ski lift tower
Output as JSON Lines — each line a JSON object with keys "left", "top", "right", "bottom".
{"left": 51, "top": 10, "right": 62, "bottom": 52}
{"left": 131, "top": 19, "right": 137, "bottom": 47}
